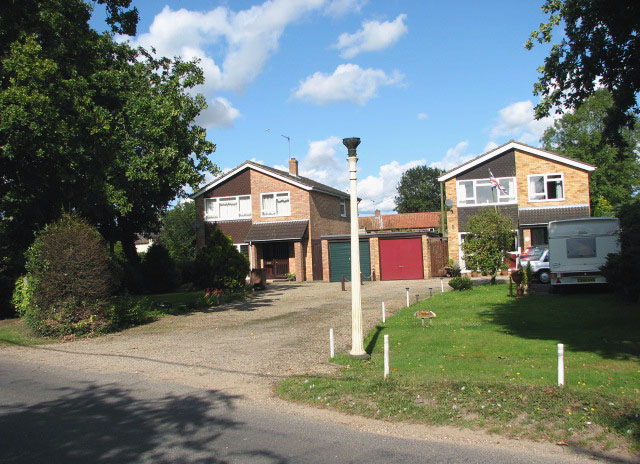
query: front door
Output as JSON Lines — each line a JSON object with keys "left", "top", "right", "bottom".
{"left": 263, "top": 242, "right": 289, "bottom": 278}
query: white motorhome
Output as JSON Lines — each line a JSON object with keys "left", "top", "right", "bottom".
{"left": 548, "top": 217, "right": 620, "bottom": 286}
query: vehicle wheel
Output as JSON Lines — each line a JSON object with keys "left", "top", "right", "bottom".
{"left": 538, "top": 270, "right": 550, "bottom": 284}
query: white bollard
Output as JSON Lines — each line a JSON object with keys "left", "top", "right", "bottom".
{"left": 384, "top": 334, "right": 390, "bottom": 379}
{"left": 329, "top": 328, "right": 335, "bottom": 359}
{"left": 382, "top": 301, "right": 386, "bottom": 323}
{"left": 557, "top": 343, "right": 564, "bottom": 386}
{"left": 406, "top": 288, "right": 410, "bottom": 307}
{"left": 440, "top": 278, "right": 444, "bottom": 293}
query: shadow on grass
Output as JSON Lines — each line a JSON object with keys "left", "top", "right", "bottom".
{"left": 365, "top": 325, "right": 384, "bottom": 355}
{"left": 0, "top": 381, "right": 287, "bottom": 463}
{"left": 480, "top": 289, "right": 640, "bottom": 360}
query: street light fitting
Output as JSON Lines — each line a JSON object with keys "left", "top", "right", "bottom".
{"left": 342, "top": 137, "right": 360, "bottom": 157}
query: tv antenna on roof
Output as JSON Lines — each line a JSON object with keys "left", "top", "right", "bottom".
{"left": 281, "top": 134, "right": 291, "bottom": 159}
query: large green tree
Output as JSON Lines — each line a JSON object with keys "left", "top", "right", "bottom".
{"left": 526, "top": 0, "right": 640, "bottom": 147}
{"left": 461, "top": 209, "right": 514, "bottom": 284}
{"left": 0, "top": 0, "right": 217, "bottom": 314}
{"left": 158, "top": 201, "right": 197, "bottom": 266}
{"left": 541, "top": 89, "right": 639, "bottom": 213}
{"left": 394, "top": 166, "right": 444, "bottom": 213}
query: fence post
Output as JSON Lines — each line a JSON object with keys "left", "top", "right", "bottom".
{"left": 440, "top": 278, "right": 444, "bottom": 293}
{"left": 557, "top": 343, "right": 565, "bottom": 386}
{"left": 406, "top": 288, "right": 410, "bottom": 307}
{"left": 381, "top": 301, "right": 386, "bottom": 323}
{"left": 329, "top": 328, "right": 335, "bottom": 359}
{"left": 341, "top": 275, "right": 346, "bottom": 291}
{"left": 384, "top": 334, "right": 389, "bottom": 379}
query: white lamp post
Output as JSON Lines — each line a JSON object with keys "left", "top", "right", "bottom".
{"left": 343, "top": 137, "right": 368, "bottom": 359}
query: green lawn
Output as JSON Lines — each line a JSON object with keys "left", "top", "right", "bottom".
{"left": 277, "top": 284, "right": 640, "bottom": 454}
{"left": 0, "top": 318, "right": 51, "bottom": 346}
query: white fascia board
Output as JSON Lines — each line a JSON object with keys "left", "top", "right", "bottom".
{"left": 190, "top": 162, "right": 313, "bottom": 199}
{"left": 437, "top": 141, "right": 596, "bottom": 182}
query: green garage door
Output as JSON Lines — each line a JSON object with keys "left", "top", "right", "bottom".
{"left": 329, "top": 241, "right": 371, "bottom": 282}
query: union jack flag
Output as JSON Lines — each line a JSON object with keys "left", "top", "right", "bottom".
{"left": 488, "top": 169, "right": 508, "bottom": 195}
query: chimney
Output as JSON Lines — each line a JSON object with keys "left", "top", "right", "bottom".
{"left": 289, "top": 157, "right": 298, "bottom": 176}
{"left": 375, "top": 209, "right": 381, "bottom": 216}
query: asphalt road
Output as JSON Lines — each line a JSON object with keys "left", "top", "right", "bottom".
{"left": 0, "top": 359, "right": 594, "bottom": 464}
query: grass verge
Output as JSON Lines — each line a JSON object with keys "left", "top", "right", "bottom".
{"left": 277, "top": 284, "right": 640, "bottom": 455}
{"left": 0, "top": 318, "right": 52, "bottom": 346}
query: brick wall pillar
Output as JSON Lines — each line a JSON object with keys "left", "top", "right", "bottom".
{"left": 321, "top": 239, "right": 330, "bottom": 282}
{"left": 522, "top": 228, "right": 532, "bottom": 248}
{"left": 370, "top": 237, "right": 380, "bottom": 281}
{"left": 422, "top": 235, "right": 431, "bottom": 278}
{"left": 294, "top": 241, "right": 305, "bottom": 282}
{"left": 250, "top": 243, "right": 258, "bottom": 270}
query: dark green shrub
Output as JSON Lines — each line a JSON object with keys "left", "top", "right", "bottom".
{"left": 109, "top": 295, "right": 153, "bottom": 329}
{"left": 140, "top": 243, "right": 180, "bottom": 294}
{"left": 14, "top": 214, "right": 114, "bottom": 336}
{"left": 194, "top": 227, "right": 249, "bottom": 290}
{"left": 449, "top": 276, "right": 473, "bottom": 290}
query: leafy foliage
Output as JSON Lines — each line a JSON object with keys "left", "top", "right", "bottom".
{"left": 140, "top": 243, "right": 180, "bottom": 294}
{"left": 601, "top": 197, "right": 640, "bottom": 301}
{"left": 462, "top": 209, "right": 514, "bottom": 284}
{"left": 541, "top": 90, "right": 640, "bottom": 212}
{"left": 527, "top": 0, "right": 640, "bottom": 143}
{"left": 194, "top": 227, "right": 249, "bottom": 290}
{"left": 158, "top": 201, "right": 197, "bottom": 283}
{"left": 394, "top": 166, "right": 444, "bottom": 213}
{"left": 15, "top": 215, "right": 114, "bottom": 336}
{"left": 0, "top": 0, "right": 217, "bottom": 312}
{"left": 448, "top": 276, "right": 473, "bottom": 290}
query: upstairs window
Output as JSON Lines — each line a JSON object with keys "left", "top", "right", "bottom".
{"left": 340, "top": 199, "right": 347, "bottom": 217}
{"left": 205, "top": 195, "right": 252, "bottom": 220}
{"left": 261, "top": 192, "right": 291, "bottom": 217}
{"left": 528, "top": 174, "right": 564, "bottom": 201}
{"left": 456, "top": 177, "right": 516, "bottom": 206}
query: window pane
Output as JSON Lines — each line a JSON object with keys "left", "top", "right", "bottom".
{"left": 262, "top": 194, "right": 275, "bottom": 215}
{"left": 547, "top": 179, "right": 563, "bottom": 199}
{"left": 530, "top": 176, "right": 545, "bottom": 200}
{"left": 458, "top": 181, "right": 474, "bottom": 204}
{"left": 205, "top": 199, "right": 217, "bottom": 218}
{"left": 219, "top": 197, "right": 237, "bottom": 219}
{"left": 476, "top": 184, "right": 494, "bottom": 204}
{"left": 239, "top": 196, "right": 251, "bottom": 217}
{"left": 566, "top": 237, "right": 596, "bottom": 258}
{"left": 276, "top": 193, "right": 290, "bottom": 215}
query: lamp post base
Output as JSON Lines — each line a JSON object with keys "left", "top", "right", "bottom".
{"left": 349, "top": 352, "right": 371, "bottom": 360}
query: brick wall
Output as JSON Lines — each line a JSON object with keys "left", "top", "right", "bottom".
{"left": 249, "top": 170, "right": 311, "bottom": 222}
{"left": 321, "top": 239, "right": 330, "bottom": 282}
{"left": 370, "top": 237, "right": 380, "bottom": 281}
{"left": 514, "top": 150, "right": 590, "bottom": 207}
{"left": 445, "top": 179, "right": 460, "bottom": 264}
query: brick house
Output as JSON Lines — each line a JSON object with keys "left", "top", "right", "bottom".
{"left": 437, "top": 141, "right": 596, "bottom": 268}
{"left": 190, "top": 158, "right": 350, "bottom": 281}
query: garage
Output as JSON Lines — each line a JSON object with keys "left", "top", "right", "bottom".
{"left": 379, "top": 237, "right": 424, "bottom": 280}
{"left": 328, "top": 241, "right": 371, "bottom": 282}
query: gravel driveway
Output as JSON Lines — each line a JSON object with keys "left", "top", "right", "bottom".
{"left": 2, "top": 279, "right": 449, "bottom": 400}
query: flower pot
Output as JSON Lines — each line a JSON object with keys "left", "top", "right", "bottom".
{"left": 501, "top": 269, "right": 508, "bottom": 276}
{"left": 511, "top": 271, "right": 523, "bottom": 285}
{"left": 471, "top": 271, "right": 479, "bottom": 277}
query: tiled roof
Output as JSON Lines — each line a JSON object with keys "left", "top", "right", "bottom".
{"left": 192, "top": 161, "right": 349, "bottom": 199}
{"left": 359, "top": 212, "right": 440, "bottom": 231}
{"left": 206, "top": 220, "right": 252, "bottom": 244}
{"left": 519, "top": 205, "right": 590, "bottom": 226}
{"left": 245, "top": 220, "right": 309, "bottom": 242}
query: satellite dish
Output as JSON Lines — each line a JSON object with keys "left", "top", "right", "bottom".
{"left": 445, "top": 199, "right": 454, "bottom": 210}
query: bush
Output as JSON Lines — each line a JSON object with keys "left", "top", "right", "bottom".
{"left": 448, "top": 276, "right": 473, "bottom": 290}
{"left": 140, "top": 243, "right": 180, "bottom": 294}
{"left": 15, "top": 214, "right": 115, "bottom": 337}
{"left": 194, "top": 227, "right": 249, "bottom": 290}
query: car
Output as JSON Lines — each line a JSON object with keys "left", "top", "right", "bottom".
{"left": 520, "top": 245, "right": 550, "bottom": 283}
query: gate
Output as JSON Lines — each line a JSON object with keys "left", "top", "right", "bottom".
{"left": 429, "top": 239, "right": 449, "bottom": 277}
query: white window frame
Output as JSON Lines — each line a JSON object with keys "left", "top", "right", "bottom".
{"left": 456, "top": 177, "right": 517, "bottom": 207}
{"left": 204, "top": 195, "right": 252, "bottom": 221}
{"left": 340, "top": 199, "right": 347, "bottom": 217}
{"left": 527, "top": 173, "right": 565, "bottom": 202}
{"left": 260, "top": 191, "right": 291, "bottom": 217}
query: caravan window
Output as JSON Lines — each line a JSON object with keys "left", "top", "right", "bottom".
{"left": 566, "top": 237, "right": 596, "bottom": 258}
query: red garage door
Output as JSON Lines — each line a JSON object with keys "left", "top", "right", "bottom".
{"left": 379, "top": 238, "right": 424, "bottom": 280}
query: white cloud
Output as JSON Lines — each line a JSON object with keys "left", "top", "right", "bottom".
{"left": 293, "top": 63, "right": 404, "bottom": 105}
{"left": 490, "top": 100, "right": 556, "bottom": 145}
{"left": 357, "top": 159, "right": 425, "bottom": 214}
{"left": 417, "top": 112, "right": 428, "bottom": 120}
{"left": 484, "top": 141, "right": 499, "bottom": 152}
{"left": 334, "top": 14, "right": 408, "bottom": 58}
{"left": 430, "top": 141, "right": 475, "bottom": 171}
{"left": 196, "top": 97, "right": 241, "bottom": 128}
{"left": 324, "top": 0, "right": 368, "bottom": 17}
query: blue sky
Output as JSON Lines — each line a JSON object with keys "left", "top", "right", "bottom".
{"left": 92, "top": 0, "right": 557, "bottom": 214}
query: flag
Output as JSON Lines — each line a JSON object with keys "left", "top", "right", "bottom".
{"left": 488, "top": 169, "right": 508, "bottom": 195}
